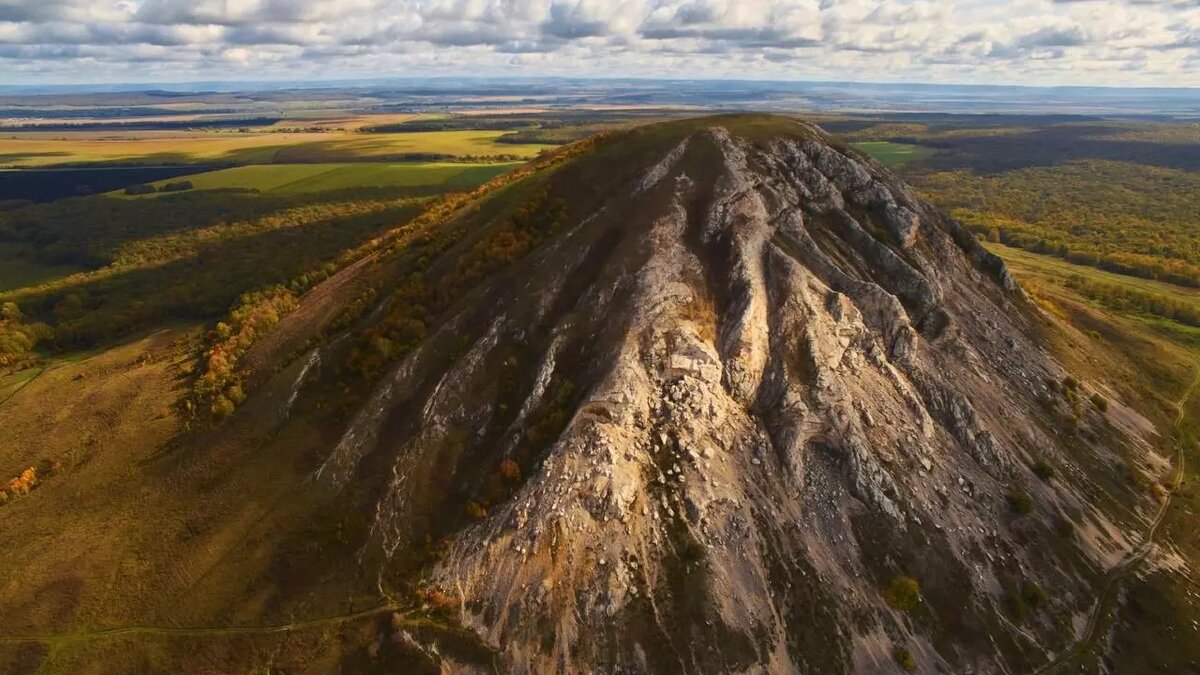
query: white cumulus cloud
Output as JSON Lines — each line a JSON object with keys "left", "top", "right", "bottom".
{"left": 0, "top": 0, "right": 1194, "bottom": 84}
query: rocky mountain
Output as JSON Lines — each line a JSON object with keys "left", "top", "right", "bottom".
{"left": 0, "top": 115, "right": 1165, "bottom": 674}
{"left": 251, "top": 115, "right": 1157, "bottom": 673}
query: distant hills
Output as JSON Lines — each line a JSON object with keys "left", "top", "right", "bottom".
{"left": 2, "top": 77, "right": 1199, "bottom": 117}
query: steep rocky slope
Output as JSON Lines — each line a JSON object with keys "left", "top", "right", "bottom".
{"left": 276, "top": 116, "right": 1161, "bottom": 673}
{"left": 0, "top": 115, "right": 1166, "bottom": 674}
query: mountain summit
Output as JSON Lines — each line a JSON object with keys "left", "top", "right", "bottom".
{"left": 244, "top": 116, "right": 1153, "bottom": 673}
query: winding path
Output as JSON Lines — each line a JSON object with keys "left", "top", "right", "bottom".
{"left": 1033, "top": 364, "right": 1198, "bottom": 674}
{"left": 0, "top": 603, "right": 406, "bottom": 647}
{"left": 0, "top": 365, "right": 47, "bottom": 409}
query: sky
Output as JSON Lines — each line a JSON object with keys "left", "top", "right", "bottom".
{"left": 0, "top": 0, "right": 1197, "bottom": 86}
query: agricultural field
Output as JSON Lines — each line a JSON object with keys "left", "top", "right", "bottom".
{"left": 851, "top": 140, "right": 934, "bottom": 167}
{"left": 0, "top": 114, "right": 560, "bottom": 353}
{"left": 122, "top": 162, "right": 521, "bottom": 196}
{"left": 0, "top": 129, "right": 552, "bottom": 168}
{"left": 0, "top": 131, "right": 332, "bottom": 167}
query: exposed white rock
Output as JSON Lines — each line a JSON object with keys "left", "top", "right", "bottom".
{"left": 309, "top": 119, "right": 1160, "bottom": 675}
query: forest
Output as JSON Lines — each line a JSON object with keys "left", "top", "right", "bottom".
{"left": 843, "top": 116, "right": 1200, "bottom": 291}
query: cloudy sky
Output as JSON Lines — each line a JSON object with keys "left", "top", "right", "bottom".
{"left": 0, "top": 0, "right": 1197, "bottom": 86}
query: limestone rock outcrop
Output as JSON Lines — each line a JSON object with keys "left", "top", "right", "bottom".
{"left": 305, "top": 117, "right": 1158, "bottom": 674}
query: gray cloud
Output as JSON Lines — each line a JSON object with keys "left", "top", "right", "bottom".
{"left": 0, "top": 0, "right": 1194, "bottom": 84}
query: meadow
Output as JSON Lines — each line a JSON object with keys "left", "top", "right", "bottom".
{"left": 124, "top": 162, "right": 521, "bottom": 196}
{"left": 850, "top": 141, "right": 934, "bottom": 167}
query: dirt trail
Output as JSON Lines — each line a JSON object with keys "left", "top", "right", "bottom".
{"left": 0, "top": 603, "right": 406, "bottom": 646}
{"left": 1033, "top": 363, "right": 1198, "bottom": 674}
{"left": 0, "top": 365, "right": 47, "bottom": 408}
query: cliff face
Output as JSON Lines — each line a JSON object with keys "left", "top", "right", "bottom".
{"left": 301, "top": 117, "right": 1158, "bottom": 673}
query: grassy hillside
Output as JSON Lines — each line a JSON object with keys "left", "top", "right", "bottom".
{"left": 0, "top": 192, "right": 425, "bottom": 348}
{"left": 0, "top": 326, "right": 488, "bottom": 672}
{"left": 0, "top": 124, "right": 614, "bottom": 674}
{"left": 983, "top": 244, "right": 1200, "bottom": 673}
{"left": 987, "top": 243, "right": 1200, "bottom": 327}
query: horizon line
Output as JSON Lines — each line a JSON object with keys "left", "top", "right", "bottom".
{"left": 2, "top": 74, "right": 1199, "bottom": 95}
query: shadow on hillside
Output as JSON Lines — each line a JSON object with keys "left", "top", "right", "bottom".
{"left": 908, "top": 125, "right": 1200, "bottom": 173}
{"left": 7, "top": 200, "right": 421, "bottom": 348}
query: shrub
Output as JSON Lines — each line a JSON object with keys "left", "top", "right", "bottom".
{"left": 0, "top": 303, "right": 53, "bottom": 368}
{"left": 160, "top": 180, "right": 194, "bottom": 193}
{"left": 186, "top": 286, "right": 299, "bottom": 422}
{"left": 123, "top": 183, "right": 157, "bottom": 195}
{"left": 211, "top": 396, "right": 236, "bottom": 418}
{"left": 465, "top": 501, "right": 487, "bottom": 519}
{"left": 1005, "top": 587, "right": 1029, "bottom": 621}
{"left": 5, "top": 467, "right": 38, "bottom": 495}
{"left": 1005, "top": 581, "right": 1048, "bottom": 622}
{"left": 1007, "top": 490, "right": 1033, "bottom": 515}
{"left": 420, "top": 587, "right": 460, "bottom": 619}
{"left": 1032, "top": 460, "right": 1055, "bottom": 481}
{"left": 0, "top": 463, "right": 55, "bottom": 504}
{"left": 1062, "top": 375, "right": 1079, "bottom": 391}
{"left": 893, "top": 647, "right": 917, "bottom": 672}
{"left": 499, "top": 458, "right": 521, "bottom": 482}
{"left": 1021, "top": 581, "right": 1047, "bottom": 610}
{"left": 883, "top": 575, "right": 922, "bottom": 611}
{"left": 1090, "top": 393, "right": 1109, "bottom": 412}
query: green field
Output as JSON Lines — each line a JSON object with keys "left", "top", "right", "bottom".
{"left": 0, "top": 244, "right": 84, "bottom": 292}
{"left": 987, "top": 243, "right": 1200, "bottom": 311}
{"left": 852, "top": 141, "right": 935, "bottom": 167}
{"left": 126, "top": 162, "right": 520, "bottom": 196}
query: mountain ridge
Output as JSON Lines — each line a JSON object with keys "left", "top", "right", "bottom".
{"left": 260, "top": 115, "right": 1158, "bottom": 672}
